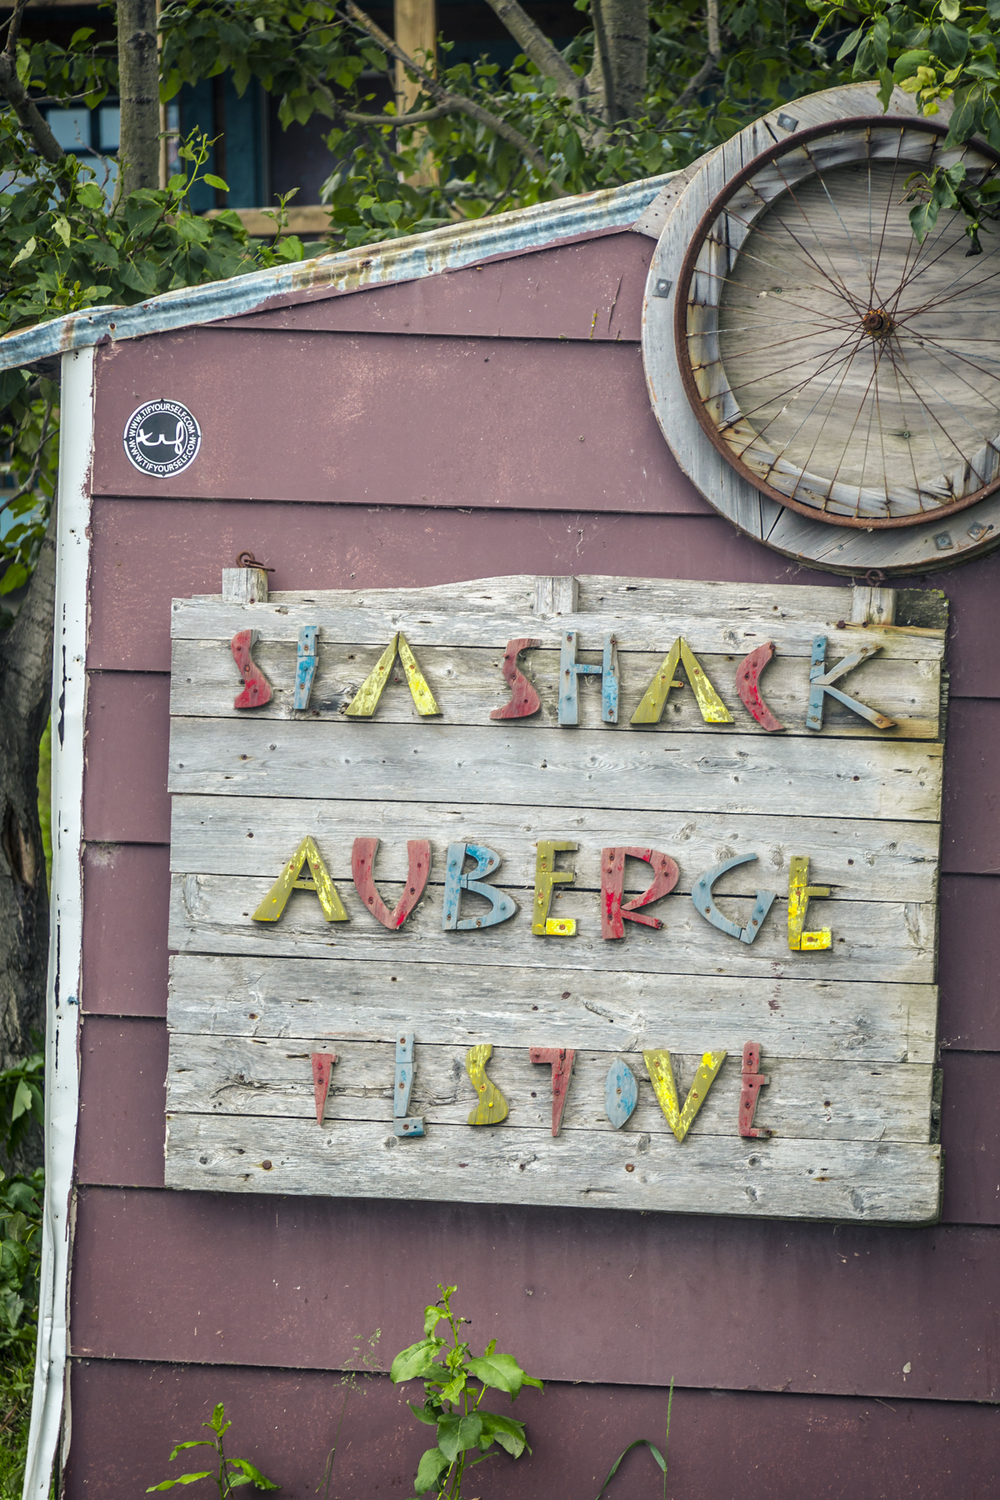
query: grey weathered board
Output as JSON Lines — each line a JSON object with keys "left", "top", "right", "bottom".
{"left": 165, "top": 572, "right": 947, "bottom": 1222}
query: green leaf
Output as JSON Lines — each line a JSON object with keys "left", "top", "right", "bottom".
{"left": 940, "top": 0, "right": 960, "bottom": 20}
{"left": 413, "top": 1447, "right": 450, "bottom": 1494}
{"left": 0, "top": 369, "right": 30, "bottom": 409}
{"left": 76, "top": 182, "right": 104, "bottom": 210}
{"left": 836, "top": 24, "right": 864, "bottom": 59}
{"left": 209, "top": 1404, "right": 230, "bottom": 1435}
{"left": 408, "top": 1401, "right": 441, "bottom": 1427}
{"left": 10, "top": 237, "right": 36, "bottom": 268}
{"left": 930, "top": 20, "right": 969, "bottom": 68}
{"left": 944, "top": 85, "right": 982, "bottom": 145}
{"left": 467, "top": 1350, "right": 542, "bottom": 1397}
{"left": 477, "top": 1410, "right": 528, "bottom": 1458}
{"left": 437, "top": 1414, "right": 483, "bottom": 1463}
{"left": 203, "top": 173, "right": 230, "bottom": 192}
{"left": 593, "top": 1438, "right": 666, "bottom": 1499}
{"left": 227, "top": 1458, "right": 279, "bottom": 1490}
{"left": 11, "top": 1081, "right": 33, "bottom": 1123}
{"left": 893, "top": 49, "right": 930, "bottom": 80}
{"left": 391, "top": 1338, "right": 444, "bottom": 1383}
{"left": 168, "top": 1441, "right": 215, "bottom": 1456}
{"left": 989, "top": 0, "right": 1000, "bottom": 21}
{"left": 909, "top": 198, "right": 940, "bottom": 242}
{"left": 0, "top": 564, "right": 29, "bottom": 596}
{"left": 146, "top": 1474, "right": 213, "bottom": 1490}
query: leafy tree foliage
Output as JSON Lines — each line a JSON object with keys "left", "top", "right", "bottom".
{"left": 817, "top": 0, "right": 1000, "bottom": 246}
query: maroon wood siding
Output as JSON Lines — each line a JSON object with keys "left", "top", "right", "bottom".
{"left": 68, "top": 225, "right": 1000, "bottom": 1497}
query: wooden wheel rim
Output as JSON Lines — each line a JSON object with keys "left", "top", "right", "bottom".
{"left": 675, "top": 117, "right": 1000, "bottom": 530}
{"left": 642, "top": 82, "right": 1000, "bottom": 574}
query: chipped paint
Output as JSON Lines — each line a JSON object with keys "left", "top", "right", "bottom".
{"left": 0, "top": 174, "right": 674, "bottom": 372}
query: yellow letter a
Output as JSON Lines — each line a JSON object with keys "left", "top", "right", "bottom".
{"left": 252, "top": 836, "right": 349, "bottom": 923}
{"left": 631, "top": 638, "right": 732, "bottom": 725}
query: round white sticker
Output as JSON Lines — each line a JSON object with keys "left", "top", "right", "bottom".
{"left": 123, "top": 399, "right": 201, "bottom": 477}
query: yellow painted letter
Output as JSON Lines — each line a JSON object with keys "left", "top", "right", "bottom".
{"left": 787, "top": 855, "right": 831, "bottom": 950}
{"left": 631, "top": 638, "right": 733, "bottom": 725}
{"left": 252, "top": 836, "right": 349, "bottom": 923}
{"left": 532, "top": 841, "right": 578, "bottom": 936}
{"left": 644, "top": 1049, "right": 727, "bottom": 1142}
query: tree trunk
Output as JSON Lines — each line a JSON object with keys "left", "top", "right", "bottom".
{"left": 117, "top": 0, "right": 160, "bottom": 195}
{"left": 0, "top": 502, "right": 55, "bottom": 1171}
{"left": 586, "top": 0, "right": 649, "bottom": 124}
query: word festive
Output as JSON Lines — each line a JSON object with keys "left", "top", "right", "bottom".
{"left": 254, "top": 836, "right": 834, "bottom": 949}
{"left": 308, "top": 1040, "right": 771, "bottom": 1141}
{"left": 230, "top": 628, "right": 896, "bottom": 733}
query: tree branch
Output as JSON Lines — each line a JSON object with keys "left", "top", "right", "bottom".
{"left": 5, "top": 0, "right": 26, "bottom": 56}
{"left": 342, "top": 103, "right": 451, "bottom": 125}
{"left": 339, "top": 1, "right": 568, "bottom": 188}
{"left": 0, "top": 56, "right": 65, "bottom": 163}
{"left": 479, "top": 0, "right": 583, "bottom": 100}
{"left": 674, "top": 0, "right": 720, "bottom": 109}
{"left": 0, "top": 0, "right": 65, "bottom": 165}
{"left": 590, "top": 0, "right": 617, "bottom": 123}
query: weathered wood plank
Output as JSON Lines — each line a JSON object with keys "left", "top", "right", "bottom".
{"left": 170, "top": 580, "right": 945, "bottom": 661}
{"left": 169, "top": 638, "right": 940, "bottom": 739}
{"left": 167, "top": 954, "right": 937, "bottom": 1064}
{"left": 169, "top": 794, "right": 940, "bottom": 904}
{"left": 167, "top": 719, "right": 945, "bottom": 822}
{"left": 163, "top": 1113, "right": 943, "bottom": 1223}
{"left": 168, "top": 873, "right": 936, "bottom": 983}
{"left": 165, "top": 1034, "right": 934, "bottom": 1144}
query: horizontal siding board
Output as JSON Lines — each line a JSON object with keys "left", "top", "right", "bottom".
{"left": 66, "top": 1361, "right": 1000, "bottom": 1500}
{"left": 167, "top": 1034, "right": 934, "bottom": 1142}
{"left": 165, "top": 1114, "right": 942, "bottom": 1223}
{"left": 69, "top": 1185, "right": 1000, "bottom": 1399}
{"left": 83, "top": 674, "right": 171, "bottom": 844}
{"left": 167, "top": 718, "right": 944, "bottom": 822}
{"left": 169, "top": 872, "right": 936, "bottom": 983}
{"left": 940, "top": 1050, "right": 1000, "bottom": 1225}
{"left": 167, "top": 954, "right": 937, "bottom": 1064}
{"left": 88, "top": 505, "right": 848, "bottom": 675}
{"left": 170, "top": 637, "right": 941, "bottom": 738}
{"left": 76, "top": 1016, "right": 166, "bottom": 1188}
{"left": 82, "top": 844, "right": 170, "bottom": 1016}
{"left": 942, "top": 699, "right": 1000, "bottom": 874}
{"left": 170, "top": 793, "right": 940, "bottom": 902}
{"left": 217, "top": 231, "right": 653, "bottom": 343}
{"left": 170, "top": 581, "right": 946, "bottom": 659}
{"left": 938, "top": 874, "right": 1000, "bottom": 1049}
{"left": 92, "top": 330, "right": 712, "bottom": 511}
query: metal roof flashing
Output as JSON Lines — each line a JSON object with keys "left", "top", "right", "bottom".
{"left": 0, "top": 173, "right": 673, "bottom": 372}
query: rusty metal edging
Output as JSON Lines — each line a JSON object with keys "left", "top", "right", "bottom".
{"left": 0, "top": 174, "right": 674, "bottom": 373}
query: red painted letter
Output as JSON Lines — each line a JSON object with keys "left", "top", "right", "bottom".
{"left": 352, "top": 838, "right": 431, "bottom": 929}
{"left": 490, "top": 637, "right": 541, "bottom": 720}
{"left": 231, "top": 629, "right": 272, "bottom": 709}
{"left": 739, "top": 1041, "right": 771, "bottom": 1138}
{"left": 735, "top": 641, "right": 784, "bottom": 732}
{"left": 529, "top": 1047, "right": 575, "bottom": 1135}
{"left": 601, "top": 847, "right": 679, "bottom": 940}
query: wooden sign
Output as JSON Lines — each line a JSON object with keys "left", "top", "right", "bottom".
{"left": 166, "top": 573, "right": 946, "bottom": 1223}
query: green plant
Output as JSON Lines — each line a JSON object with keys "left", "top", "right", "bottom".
{"left": 316, "top": 1326, "right": 382, "bottom": 1499}
{"left": 593, "top": 1378, "right": 674, "bottom": 1499}
{"left": 0, "top": 1051, "right": 45, "bottom": 1500}
{"left": 146, "top": 1402, "right": 279, "bottom": 1496}
{"left": 389, "top": 1283, "right": 542, "bottom": 1499}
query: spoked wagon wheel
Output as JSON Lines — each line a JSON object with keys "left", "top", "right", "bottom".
{"left": 644, "top": 84, "right": 1000, "bottom": 573}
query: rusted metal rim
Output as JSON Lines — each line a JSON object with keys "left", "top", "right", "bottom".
{"left": 673, "top": 115, "right": 1000, "bottom": 530}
